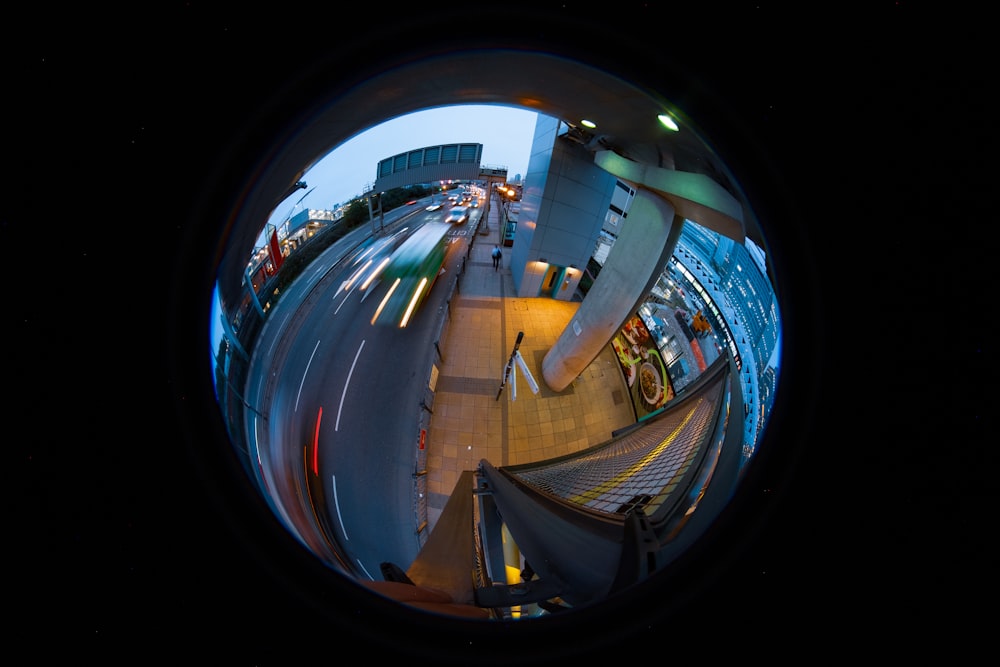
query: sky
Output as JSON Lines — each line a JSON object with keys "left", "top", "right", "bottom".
{"left": 267, "top": 104, "right": 544, "bottom": 226}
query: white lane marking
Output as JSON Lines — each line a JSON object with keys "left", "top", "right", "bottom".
{"left": 332, "top": 474, "right": 348, "bottom": 541}
{"left": 295, "top": 339, "right": 322, "bottom": 412}
{"left": 359, "top": 279, "right": 380, "bottom": 303}
{"left": 335, "top": 280, "right": 360, "bottom": 314}
{"left": 335, "top": 339, "right": 365, "bottom": 431}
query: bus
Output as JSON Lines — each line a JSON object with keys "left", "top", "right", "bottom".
{"left": 369, "top": 222, "right": 452, "bottom": 328}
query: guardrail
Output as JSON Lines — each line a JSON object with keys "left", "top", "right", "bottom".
{"left": 411, "top": 233, "right": 470, "bottom": 546}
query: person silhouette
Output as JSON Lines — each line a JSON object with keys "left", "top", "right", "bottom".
{"left": 492, "top": 244, "right": 502, "bottom": 270}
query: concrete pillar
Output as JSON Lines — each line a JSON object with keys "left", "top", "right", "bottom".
{"left": 542, "top": 188, "right": 683, "bottom": 392}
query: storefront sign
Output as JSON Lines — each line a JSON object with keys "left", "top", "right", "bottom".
{"left": 611, "top": 314, "right": 675, "bottom": 418}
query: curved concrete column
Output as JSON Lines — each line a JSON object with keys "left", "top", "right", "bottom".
{"left": 542, "top": 189, "right": 683, "bottom": 391}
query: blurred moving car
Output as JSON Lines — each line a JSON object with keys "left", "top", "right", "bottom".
{"left": 445, "top": 206, "right": 469, "bottom": 224}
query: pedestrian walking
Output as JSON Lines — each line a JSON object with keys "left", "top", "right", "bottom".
{"left": 492, "top": 245, "right": 502, "bottom": 270}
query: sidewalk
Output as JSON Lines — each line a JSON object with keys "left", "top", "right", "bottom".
{"left": 422, "top": 201, "right": 637, "bottom": 532}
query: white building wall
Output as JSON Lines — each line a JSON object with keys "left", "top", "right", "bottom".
{"left": 512, "top": 115, "right": 618, "bottom": 299}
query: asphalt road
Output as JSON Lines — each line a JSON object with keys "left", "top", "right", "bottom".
{"left": 242, "top": 197, "right": 482, "bottom": 579}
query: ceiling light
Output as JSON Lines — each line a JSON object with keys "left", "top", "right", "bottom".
{"left": 657, "top": 113, "right": 679, "bottom": 131}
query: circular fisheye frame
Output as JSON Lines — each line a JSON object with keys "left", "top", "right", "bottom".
{"left": 197, "top": 44, "right": 813, "bottom": 653}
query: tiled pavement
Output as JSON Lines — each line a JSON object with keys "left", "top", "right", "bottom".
{"left": 422, "top": 203, "right": 637, "bottom": 532}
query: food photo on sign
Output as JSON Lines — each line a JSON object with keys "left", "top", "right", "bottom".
{"left": 610, "top": 315, "right": 674, "bottom": 418}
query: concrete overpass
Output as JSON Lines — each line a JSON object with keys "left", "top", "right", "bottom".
{"left": 365, "top": 142, "right": 509, "bottom": 228}
{"left": 370, "top": 142, "right": 507, "bottom": 193}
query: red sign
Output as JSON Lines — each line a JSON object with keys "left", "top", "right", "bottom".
{"left": 268, "top": 226, "right": 284, "bottom": 270}
{"left": 419, "top": 429, "right": 426, "bottom": 450}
